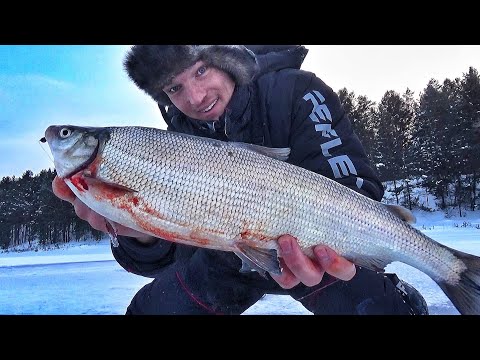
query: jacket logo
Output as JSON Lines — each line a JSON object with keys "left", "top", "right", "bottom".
{"left": 303, "top": 90, "right": 363, "bottom": 190}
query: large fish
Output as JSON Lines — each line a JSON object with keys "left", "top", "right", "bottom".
{"left": 41, "top": 125, "right": 480, "bottom": 315}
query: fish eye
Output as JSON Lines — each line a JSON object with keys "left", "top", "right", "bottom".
{"left": 59, "top": 128, "right": 72, "bottom": 138}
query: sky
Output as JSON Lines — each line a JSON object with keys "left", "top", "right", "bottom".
{"left": 1, "top": 209, "right": 479, "bottom": 315}
{"left": 1, "top": 45, "right": 480, "bottom": 178}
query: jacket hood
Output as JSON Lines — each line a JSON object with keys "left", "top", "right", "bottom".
{"left": 245, "top": 45, "right": 308, "bottom": 77}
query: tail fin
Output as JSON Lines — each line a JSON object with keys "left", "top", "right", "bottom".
{"left": 437, "top": 249, "right": 480, "bottom": 315}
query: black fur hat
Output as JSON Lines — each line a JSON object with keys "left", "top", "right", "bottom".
{"left": 124, "top": 45, "right": 259, "bottom": 105}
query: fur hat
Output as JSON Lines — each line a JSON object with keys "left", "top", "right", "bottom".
{"left": 124, "top": 45, "right": 259, "bottom": 105}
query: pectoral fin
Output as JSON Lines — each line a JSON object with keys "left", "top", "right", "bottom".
{"left": 82, "top": 171, "right": 138, "bottom": 193}
{"left": 352, "top": 255, "right": 392, "bottom": 273}
{"left": 235, "top": 244, "right": 281, "bottom": 278}
{"left": 385, "top": 204, "right": 416, "bottom": 224}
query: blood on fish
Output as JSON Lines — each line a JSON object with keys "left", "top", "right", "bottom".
{"left": 70, "top": 176, "right": 89, "bottom": 192}
{"left": 87, "top": 156, "right": 101, "bottom": 174}
{"left": 190, "top": 229, "right": 213, "bottom": 246}
{"left": 240, "top": 229, "right": 269, "bottom": 242}
{"left": 69, "top": 157, "right": 103, "bottom": 193}
{"left": 134, "top": 216, "right": 178, "bottom": 242}
{"left": 95, "top": 184, "right": 129, "bottom": 201}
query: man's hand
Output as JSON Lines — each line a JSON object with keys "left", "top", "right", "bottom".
{"left": 270, "top": 234, "right": 356, "bottom": 289}
{"left": 52, "top": 176, "right": 155, "bottom": 244}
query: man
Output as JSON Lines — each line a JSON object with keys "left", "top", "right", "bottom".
{"left": 53, "top": 45, "right": 428, "bottom": 314}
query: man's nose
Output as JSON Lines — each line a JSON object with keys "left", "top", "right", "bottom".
{"left": 186, "top": 84, "right": 206, "bottom": 106}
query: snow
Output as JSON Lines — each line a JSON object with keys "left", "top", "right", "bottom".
{"left": 1, "top": 210, "right": 480, "bottom": 315}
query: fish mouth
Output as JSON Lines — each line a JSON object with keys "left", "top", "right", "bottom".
{"left": 63, "top": 140, "right": 101, "bottom": 179}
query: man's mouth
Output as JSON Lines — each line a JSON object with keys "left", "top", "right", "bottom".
{"left": 202, "top": 98, "right": 218, "bottom": 113}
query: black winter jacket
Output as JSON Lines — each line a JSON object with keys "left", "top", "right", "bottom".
{"left": 111, "top": 45, "right": 384, "bottom": 283}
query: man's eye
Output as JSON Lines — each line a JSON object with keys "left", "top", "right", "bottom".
{"left": 168, "top": 85, "right": 181, "bottom": 94}
{"left": 197, "top": 66, "right": 207, "bottom": 76}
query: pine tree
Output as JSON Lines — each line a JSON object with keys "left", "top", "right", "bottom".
{"left": 337, "top": 88, "right": 378, "bottom": 167}
{"left": 375, "top": 90, "right": 415, "bottom": 206}
{"left": 458, "top": 67, "right": 480, "bottom": 210}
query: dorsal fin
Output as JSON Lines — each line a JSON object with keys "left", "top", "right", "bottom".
{"left": 385, "top": 204, "right": 416, "bottom": 224}
{"left": 170, "top": 131, "right": 291, "bottom": 161}
{"left": 230, "top": 142, "right": 291, "bottom": 161}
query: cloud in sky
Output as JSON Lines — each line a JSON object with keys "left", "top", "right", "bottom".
{"left": 0, "top": 73, "right": 74, "bottom": 89}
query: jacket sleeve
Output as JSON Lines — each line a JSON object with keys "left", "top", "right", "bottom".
{"left": 287, "top": 71, "right": 384, "bottom": 201}
{"left": 110, "top": 236, "right": 177, "bottom": 278}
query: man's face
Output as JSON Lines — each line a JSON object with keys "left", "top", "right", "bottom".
{"left": 163, "top": 61, "right": 235, "bottom": 121}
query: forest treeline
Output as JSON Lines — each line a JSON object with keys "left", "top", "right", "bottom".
{"left": 0, "top": 169, "right": 104, "bottom": 249}
{"left": 1, "top": 67, "right": 479, "bottom": 249}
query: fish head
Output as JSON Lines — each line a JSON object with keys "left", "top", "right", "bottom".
{"left": 41, "top": 125, "right": 108, "bottom": 178}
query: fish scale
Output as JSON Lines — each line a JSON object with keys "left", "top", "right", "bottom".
{"left": 42, "top": 124, "right": 480, "bottom": 314}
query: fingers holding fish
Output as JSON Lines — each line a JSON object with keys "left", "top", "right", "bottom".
{"left": 271, "top": 235, "right": 327, "bottom": 288}
{"left": 271, "top": 235, "right": 357, "bottom": 288}
{"left": 53, "top": 175, "right": 108, "bottom": 232}
{"left": 72, "top": 198, "right": 104, "bottom": 231}
{"left": 270, "top": 259, "right": 301, "bottom": 289}
{"left": 52, "top": 175, "right": 155, "bottom": 243}
{"left": 52, "top": 176, "right": 76, "bottom": 203}
{"left": 53, "top": 176, "right": 111, "bottom": 233}
{"left": 314, "top": 246, "right": 356, "bottom": 281}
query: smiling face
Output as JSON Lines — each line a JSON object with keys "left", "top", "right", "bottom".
{"left": 162, "top": 61, "right": 235, "bottom": 121}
